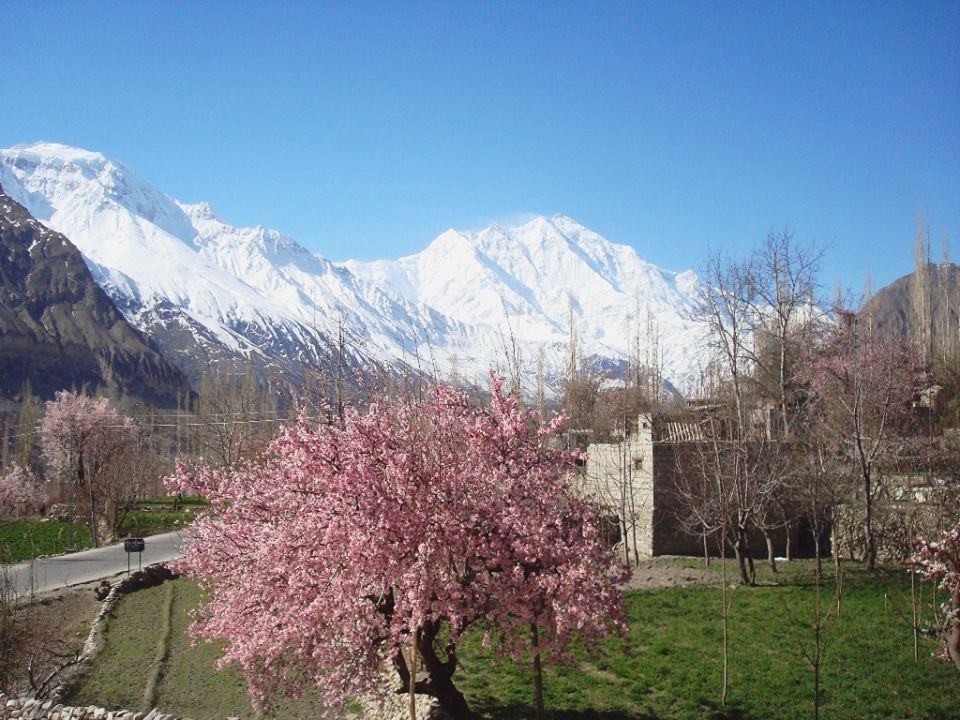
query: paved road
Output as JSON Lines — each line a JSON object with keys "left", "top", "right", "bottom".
{"left": 9, "top": 531, "right": 185, "bottom": 597}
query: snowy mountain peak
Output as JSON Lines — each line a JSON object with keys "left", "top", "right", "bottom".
{"left": 182, "top": 200, "right": 219, "bottom": 221}
{"left": 346, "top": 214, "right": 705, "bottom": 388}
{"left": 0, "top": 142, "right": 706, "bottom": 394}
{"left": 8, "top": 141, "right": 112, "bottom": 167}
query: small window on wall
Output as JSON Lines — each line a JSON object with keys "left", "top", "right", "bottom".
{"left": 633, "top": 457, "right": 644, "bottom": 470}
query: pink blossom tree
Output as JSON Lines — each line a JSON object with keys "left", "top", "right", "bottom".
{"left": 40, "top": 391, "right": 136, "bottom": 547}
{"left": 0, "top": 463, "right": 46, "bottom": 519}
{"left": 168, "top": 377, "right": 625, "bottom": 719}
{"left": 911, "top": 525, "right": 960, "bottom": 671}
{"left": 798, "top": 309, "right": 926, "bottom": 571}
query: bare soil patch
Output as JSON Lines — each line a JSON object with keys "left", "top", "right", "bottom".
{"left": 3, "top": 580, "right": 103, "bottom": 695}
{"left": 623, "top": 556, "right": 718, "bottom": 590}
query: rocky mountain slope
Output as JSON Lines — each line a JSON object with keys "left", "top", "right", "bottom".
{"left": 864, "top": 262, "right": 960, "bottom": 351}
{"left": 0, "top": 186, "right": 190, "bottom": 405}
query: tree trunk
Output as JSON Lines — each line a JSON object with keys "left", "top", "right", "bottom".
{"left": 703, "top": 530, "right": 711, "bottom": 567}
{"left": 763, "top": 530, "right": 777, "bottom": 574}
{"left": 741, "top": 526, "right": 756, "bottom": 585}
{"left": 813, "top": 528, "right": 822, "bottom": 579}
{"left": 531, "top": 623, "right": 545, "bottom": 720}
{"left": 415, "top": 621, "right": 477, "bottom": 720}
{"left": 79, "top": 451, "right": 98, "bottom": 549}
{"left": 863, "top": 471, "right": 876, "bottom": 572}
{"left": 719, "top": 528, "right": 730, "bottom": 707}
{"left": 947, "top": 587, "right": 960, "bottom": 672}
{"left": 833, "top": 543, "right": 843, "bottom": 616}
{"left": 410, "top": 629, "right": 419, "bottom": 720}
{"left": 732, "top": 535, "right": 750, "bottom": 586}
{"left": 621, "top": 517, "right": 631, "bottom": 567}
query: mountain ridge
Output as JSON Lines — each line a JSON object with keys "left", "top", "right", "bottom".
{"left": 0, "top": 141, "right": 706, "bottom": 396}
{"left": 0, "top": 184, "right": 192, "bottom": 406}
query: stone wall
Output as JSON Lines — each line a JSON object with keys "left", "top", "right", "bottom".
{"left": 582, "top": 429, "right": 655, "bottom": 559}
{"left": 834, "top": 498, "right": 955, "bottom": 564}
{"left": 1, "top": 694, "right": 447, "bottom": 720}
{"left": 649, "top": 444, "right": 803, "bottom": 559}
{"left": 1, "top": 697, "right": 180, "bottom": 720}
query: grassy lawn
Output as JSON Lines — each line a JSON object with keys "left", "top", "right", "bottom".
{"left": 0, "top": 519, "right": 91, "bottom": 562}
{"left": 141, "top": 495, "right": 209, "bottom": 507}
{"left": 70, "top": 579, "right": 326, "bottom": 719}
{"left": 0, "top": 509, "right": 192, "bottom": 563}
{"left": 119, "top": 509, "right": 194, "bottom": 536}
{"left": 69, "top": 563, "right": 960, "bottom": 719}
{"left": 458, "top": 561, "right": 960, "bottom": 719}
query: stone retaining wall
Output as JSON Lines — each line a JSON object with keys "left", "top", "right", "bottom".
{"left": 1, "top": 697, "right": 177, "bottom": 720}
{"left": 2, "top": 693, "right": 446, "bottom": 720}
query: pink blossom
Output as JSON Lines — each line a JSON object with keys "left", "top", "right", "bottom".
{"left": 910, "top": 524, "right": 960, "bottom": 671}
{"left": 168, "top": 376, "right": 625, "bottom": 716}
{"left": 40, "top": 390, "right": 136, "bottom": 546}
{"left": 0, "top": 463, "right": 46, "bottom": 518}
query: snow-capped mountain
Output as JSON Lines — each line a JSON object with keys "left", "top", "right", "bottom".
{"left": 0, "top": 142, "right": 705, "bottom": 396}
{"left": 0, "top": 143, "right": 454, "bottom": 386}
{"left": 346, "top": 216, "right": 704, "bottom": 389}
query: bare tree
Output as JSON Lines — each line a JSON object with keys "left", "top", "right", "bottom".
{"left": 193, "top": 368, "right": 276, "bottom": 468}
{"left": 535, "top": 344, "right": 546, "bottom": 419}
{"left": 748, "top": 229, "right": 824, "bottom": 438}
{"left": 913, "top": 217, "right": 933, "bottom": 362}
{"left": 690, "top": 250, "right": 783, "bottom": 584}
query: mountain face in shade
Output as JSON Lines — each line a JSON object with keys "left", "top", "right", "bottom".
{"left": 0, "top": 187, "right": 191, "bottom": 406}
{"left": 864, "top": 263, "right": 960, "bottom": 351}
{"left": 0, "top": 142, "right": 707, "bottom": 396}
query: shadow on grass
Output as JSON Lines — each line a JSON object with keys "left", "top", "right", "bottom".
{"left": 470, "top": 701, "right": 658, "bottom": 719}
{"left": 700, "top": 700, "right": 748, "bottom": 720}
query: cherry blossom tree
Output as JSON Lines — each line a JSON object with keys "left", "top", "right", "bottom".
{"left": 168, "top": 376, "right": 625, "bottom": 719}
{"left": 0, "top": 464, "right": 45, "bottom": 519}
{"left": 910, "top": 524, "right": 960, "bottom": 671}
{"left": 40, "top": 391, "right": 136, "bottom": 547}
{"left": 798, "top": 309, "right": 926, "bottom": 571}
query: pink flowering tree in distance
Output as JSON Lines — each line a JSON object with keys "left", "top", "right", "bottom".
{"left": 798, "top": 309, "right": 926, "bottom": 571}
{"left": 911, "top": 525, "right": 960, "bottom": 671}
{"left": 0, "top": 463, "right": 46, "bottom": 519}
{"left": 168, "top": 376, "right": 625, "bottom": 719}
{"left": 41, "top": 391, "right": 136, "bottom": 547}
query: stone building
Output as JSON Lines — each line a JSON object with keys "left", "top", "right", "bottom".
{"left": 580, "top": 411, "right": 801, "bottom": 560}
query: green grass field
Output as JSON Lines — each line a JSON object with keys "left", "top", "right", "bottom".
{"left": 141, "top": 495, "right": 209, "bottom": 507}
{"left": 70, "top": 578, "right": 326, "bottom": 719}
{"left": 458, "top": 561, "right": 960, "bottom": 719}
{"left": 69, "top": 562, "right": 960, "bottom": 719}
{"left": 0, "top": 509, "right": 193, "bottom": 563}
{"left": 0, "top": 520, "right": 91, "bottom": 562}
{"left": 119, "top": 509, "right": 194, "bottom": 536}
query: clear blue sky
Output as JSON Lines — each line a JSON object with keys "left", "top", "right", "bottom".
{"left": 2, "top": 1, "right": 958, "bottom": 290}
